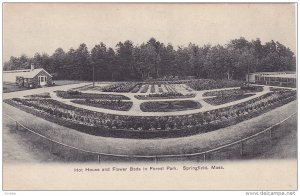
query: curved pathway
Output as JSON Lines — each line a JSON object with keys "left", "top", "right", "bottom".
{"left": 3, "top": 100, "right": 297, "bottom": 157}
{"left": 48, "top": 85, "right": 272, "bottom": 116}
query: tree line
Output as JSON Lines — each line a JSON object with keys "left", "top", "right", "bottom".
{"left": 3, "top": 37, "right": 296, "bottom": 81}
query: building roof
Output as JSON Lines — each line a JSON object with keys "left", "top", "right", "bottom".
{"left": 264, "top": 74, "right": 296, "bottom": 79}
{"left": 249, "top": 71, "right": 296, "bottom": 75}
{"left": 5, "top": 68, "right": 52, "bottom": 79}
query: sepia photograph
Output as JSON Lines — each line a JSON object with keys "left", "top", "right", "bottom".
{"left": 2, "top": 2, "right": 297, "bottom": 191}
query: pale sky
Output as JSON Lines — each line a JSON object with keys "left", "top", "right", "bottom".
{"left": 3, "top": 3, "right": 296, "bottom": 61}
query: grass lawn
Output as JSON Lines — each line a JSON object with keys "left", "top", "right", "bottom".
{"left": 3, "top": 82, "right": 28, "bottom": 93}
{"left": 53, "top": 80, "right": 87, "bottom": 86}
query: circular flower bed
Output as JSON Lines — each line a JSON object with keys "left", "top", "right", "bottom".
{"left": 140, "top": 100, "right": 201, "bottom": 112}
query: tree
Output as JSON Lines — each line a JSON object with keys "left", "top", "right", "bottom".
{"left": 91, "top": 42, "right": 107, "bottom": 81}
{"left": 74, "top": 43, "right": 91, "bottom": 80}
{"left": 51, "top": 48, "right": 66, "bottom": 79}
{"left": 116, "top": 40, "right": 135, "bottom": 80}
{"left": 3, "top": 37, "right": 296, "bottom": 81}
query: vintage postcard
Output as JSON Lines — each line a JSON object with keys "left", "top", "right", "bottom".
{"left": 2, "top": 3, "right": 297, "bottom": 191}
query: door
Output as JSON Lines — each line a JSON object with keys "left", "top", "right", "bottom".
{"left": 39, "top": 76, "right": 47, "bottom": 86}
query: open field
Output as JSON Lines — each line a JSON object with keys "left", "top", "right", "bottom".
{"left": 53, "top": 80, "right": 87, "bottom": 86}
{"left": 3, "top": 82, "right": 29, "bottom": 93}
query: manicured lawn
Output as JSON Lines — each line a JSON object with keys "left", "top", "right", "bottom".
{"left": 53, "top": 80, "right": 86, "bottom": 86}
{"left": 140, "top": 100, "right": 201, "bottom": 112}
{"left": 3, "top": 82, "right": 28, "bottom": 93}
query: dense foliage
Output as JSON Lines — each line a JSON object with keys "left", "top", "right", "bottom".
{"left": 4, "top": 37, "right": 296, "bottom": 81}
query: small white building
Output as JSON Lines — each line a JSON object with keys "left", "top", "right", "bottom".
{"left": 3, "top": 65, "right": 53, "bottom": 88}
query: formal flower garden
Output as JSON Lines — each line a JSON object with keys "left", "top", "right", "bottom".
{"left": 4, "top": 79, "right": 297, "bottom": 139}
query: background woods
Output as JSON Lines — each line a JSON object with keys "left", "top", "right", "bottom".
{"left": 3, "top": 37, "right": 296, "bottom": 81}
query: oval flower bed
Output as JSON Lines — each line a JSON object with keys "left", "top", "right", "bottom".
{"left": 203, "top": 86, "right": 263, "bottom": 97}
{"left": 55, "top": 90, "right": 130, "bottom": 100}
{"left": 140, "top": 100, "right": 201, "bottom": 112}
{"left": 24, "top": 92, "right": 51, "bottom": 98}
{"left": 71, "top": 99, "right": 133, "bottom": 111}
{"left": 204, "top": 94, "right": 256, "bottom": 106}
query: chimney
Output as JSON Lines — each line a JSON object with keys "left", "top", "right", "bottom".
{"left": 31, "top": 64, "right": 34, "bottom": 71}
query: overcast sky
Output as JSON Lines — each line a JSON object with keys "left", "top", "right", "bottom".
{"left": 3, "top": 3, "right": 296, "bottom": 61}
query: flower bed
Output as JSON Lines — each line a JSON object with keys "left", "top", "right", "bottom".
{"left": 187, "top": 79, "right": 243, "bottom": 91}
{"left": 71, "top": 99, "right": 133, "bottom": 111}
{"left": 150, "top": 85, "right": 155, "bottom": 93}
{"left": 130, "top": 84, "right": 143, "bottom": 93}
{"left": 158, "top": 86, "right": 164, "bottom": 93}
{"left": 269, "top": 87, "right": 292, "bottom": 91}
{"left": 203, "top": 86, "right": 263, "bottom": 97}
{"left": 135, "top": 93, "right": 196, "bottom": 100}
{"left": 102, "top": 82, "right": 141, "bottom": 92}
{"left": 140, "top": 100, "right": 201, "bottom": 112}
{"left": 55, "top": 91, "right": 130, "bottom": 100}
{"left": 5, "top": 90, "right": 296, "bottom": 139}
{"left": 164, "top": 84, "right": 177, "bottom": 93}
{"left": 24, "top": 92, "right": 51, "bottom": 99}
{"left": 204, "top": 94, "right": 256, "bottom": 106}
{"left": 140, "top": 84, "right": 150, "bottom": 93}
